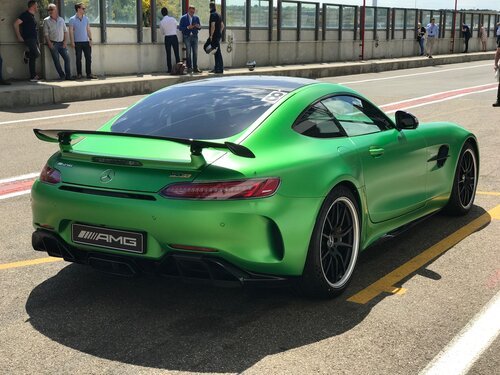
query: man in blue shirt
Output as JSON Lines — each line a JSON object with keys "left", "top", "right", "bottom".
{"left": 69, "top": 2, "right": 96, "bottom": 79}
{"left": 426, "top": 18, "right": 439, "bottom": 58}
{"left": 14, "top": 0, "right": 40, "bottom": 81}
{"left": 179, "top": 6, "right": 202, "bottom": 74}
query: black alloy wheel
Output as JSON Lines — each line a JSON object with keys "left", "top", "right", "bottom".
{"left": 298, "top": 185, "right": 360, "bottom": 298}
{"left": 444, "top": 142, "right": 478, "bottom": 216}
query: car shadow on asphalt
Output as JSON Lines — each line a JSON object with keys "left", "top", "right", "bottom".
{"left": 24, "top": 205, "right": 490, "bottom": 373}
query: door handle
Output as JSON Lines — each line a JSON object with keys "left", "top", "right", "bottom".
{"left": 369, "top": 146, "right": 384, "bottom": 157}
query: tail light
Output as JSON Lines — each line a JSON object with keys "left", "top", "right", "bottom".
{"left": 40, "top": 164, "right": 61, "bottom": 184}
{"left": 160, "top": 178, "right": 280, "bottom": 200}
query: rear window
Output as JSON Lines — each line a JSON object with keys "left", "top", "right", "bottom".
{"left": 111, "top": 85, "right": 287, "bottom": 140}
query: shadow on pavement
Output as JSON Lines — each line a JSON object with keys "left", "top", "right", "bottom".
{"left": 25, "top": 205, "right": 490, "bottom": 373}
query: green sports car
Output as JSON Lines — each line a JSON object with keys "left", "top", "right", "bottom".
{"left": 31, "top": 76, "right": 478, "bottom": 297}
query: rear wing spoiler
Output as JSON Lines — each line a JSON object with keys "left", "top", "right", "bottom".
{"left": 33, "top": 129, "right": 255, "bottom": 159}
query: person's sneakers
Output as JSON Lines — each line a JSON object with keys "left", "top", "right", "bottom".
{"left": 86, "top": 74, "right": 98, "bottom": 79}
{"left": 29, "top": 75, "right": 40, "bottom": 82}
{"left": 193, "top": 68, "right": 203, "bottom": 74}
{"left": 493, "top": 102, "right": 500, "bottom": 107}
{"left": 428, "top": 55, "right": 433, "bottom": 58}
{"left": 0, "top": 79, "right": 11, "bottom": 85}
{"left": 23, "top": 50, "right": 29, "bottom": 64}
{"left": 76, "top": 74, "right": 83, "bottom": 80}
{"left": 187, "top": 68, "right": 193, "bottom": 74}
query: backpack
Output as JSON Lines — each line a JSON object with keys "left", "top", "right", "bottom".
{"left": 171, "top": 62, "right": 186, "bottom": 75}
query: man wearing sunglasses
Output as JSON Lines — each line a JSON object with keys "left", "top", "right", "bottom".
{"left": 43, "top": 4, "right": 72, "bottom": 80}
{"left": 69, "top": 2, "right": 97, "bottom": 79}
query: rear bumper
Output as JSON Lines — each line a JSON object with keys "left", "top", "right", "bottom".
{"left": 31, "top": 180, "right": 323, "bottom": 275}
{"left": 32, "top": 229, "right": 289, "bottom": 287}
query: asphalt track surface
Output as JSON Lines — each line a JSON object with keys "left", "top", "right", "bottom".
{"left": 0, "top": 61, "right": 499, "bottom": 374}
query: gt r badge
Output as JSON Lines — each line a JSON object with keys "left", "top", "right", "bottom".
{"left": 100, "top": 169, "right": 115, "bottom": 183}
{"left": 169, "top": 172, "right": 192, "bottom": 178}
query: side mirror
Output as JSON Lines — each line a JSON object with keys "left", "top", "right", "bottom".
{"left": 395, "top": 110, "right": 419, "bottom": 130}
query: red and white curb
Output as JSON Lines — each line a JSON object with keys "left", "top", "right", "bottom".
{"left": 0, "top": 173, "right": 38, "bottom": 200}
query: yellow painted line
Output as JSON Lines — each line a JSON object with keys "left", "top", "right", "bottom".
{"left": 0, "top": 257, "right": 63, "bottom": 270}
{"left": 348, "top": 204, "right": 499, "bottom": 304}
{"left": 476, "top": 191, "right": 500, "bottom": 197}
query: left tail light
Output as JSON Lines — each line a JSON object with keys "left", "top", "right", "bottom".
{"left": 160, "top": 178, "right": 280, "bottom": 200}
{"left": 40, "top": 164, "right": 61, "bottom": 184}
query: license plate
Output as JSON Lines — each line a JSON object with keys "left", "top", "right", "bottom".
{"left": 72, "top": 223, "right": 145, "bottom": 254}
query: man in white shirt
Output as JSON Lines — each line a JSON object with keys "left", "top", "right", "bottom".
{"left": 159, "top": 7, "right": 179, "bottom": 73}
{"left": 43, "top": 3, "right": 71, "bottom": 80}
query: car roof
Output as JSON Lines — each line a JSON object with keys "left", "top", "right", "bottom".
{"left": 177, "top": 75, "right": 318, "bottom": 92}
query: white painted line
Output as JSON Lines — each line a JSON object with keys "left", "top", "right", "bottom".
{"left": 0, "top": 172, "right": 39, "bottom": 184}
{"left": 379, "top": 83, "right": 496, "bottom": 107}
{"left": 0, "top": 107, "right": 127, "bottom": 126}
{"left": 338, "top": 64, "right": 491, "bottom": 85}
{"left": 0, "top": 189, "right": 31, "bottom": 200}
{"left": 384, "top": 87, "right": 497, "bottom": 113}
{"left": 0, "top": 64, "right": 490, "bottom": 127}
{"left": 420, "top": 291, "right": 500, "bottom": 375}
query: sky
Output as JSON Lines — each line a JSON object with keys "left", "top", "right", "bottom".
{"left": 326, "top": 1, "right": 500, "bottom": 11}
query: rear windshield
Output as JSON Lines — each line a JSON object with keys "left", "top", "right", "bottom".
{"left": 111, "top": 85, "right": 287, "bottom": 140}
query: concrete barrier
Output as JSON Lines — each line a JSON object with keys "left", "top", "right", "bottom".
{"left": 0, "top": 51, "right": 495, "bottom": 109}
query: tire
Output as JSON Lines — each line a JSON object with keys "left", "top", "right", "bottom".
{"left": 444, "top": 142, "right": 478, "bottom": 216}
{"left": 297, "top": 185, "right": 361, "bottom": 298}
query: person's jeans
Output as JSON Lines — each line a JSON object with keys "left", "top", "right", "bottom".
{"left": 0, "top": 54, "right": 3, "bottom": 81}
{"left": 164, "top": 35, "right": 180, "bottom": 72}
{"left": 24, "top": 38, "right": 40, "bottom": 78}
{"left": 418, "top": 38, "right": 425, "bottom": 55}
{"left": 49, "top": 42, "right": 71, "bottom": 79}
{"left": 464, "top": 37, "right": 470, "bottom": 52}
{"left": 75, "top": 41, "right": 92, "bottom": 76}
{"left": 497, "top": 81, "right": 500, "bottom": 103}
{"left": 212, "top": 37, "right": 223, "bottom": 73}
{"left": 426, "top": 37, "right": 436, "bottom": 56}
{"left": 183, "top": 34, "right": 198, "bottom": 70}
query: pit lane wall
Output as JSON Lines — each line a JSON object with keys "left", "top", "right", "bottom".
{"left": 0, "top": 0, "right": 499, "bottom": 80}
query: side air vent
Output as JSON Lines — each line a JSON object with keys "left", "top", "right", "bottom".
{"left": 59, "top": 185, "right": 156, "bottom": 201}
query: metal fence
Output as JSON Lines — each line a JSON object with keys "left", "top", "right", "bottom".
{"left": 51, "top": 0, "right": 500, "bottom": 44}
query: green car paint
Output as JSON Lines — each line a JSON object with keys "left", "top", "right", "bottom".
{"left": 31, "top": 77, "right": 478, "bottom": 293}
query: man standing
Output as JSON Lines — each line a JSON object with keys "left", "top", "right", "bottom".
{"left": 426, "top": 18, "right": 438, "bottom": 59}
{"left": 159, "top": 8, "right": 180, "bottom": 74}
{"left": 416, "top": 22, "right": 426, "bottom": 56}
{"left": 462, "top": 23, "right": 471, "bottom": 53}
{"left": 69, "top": 3, "right": 97, "bottom": 79}
{"left": 208, "top": 2, "right": 224, "bottom": 74}
{"left": 179, "top": 6, "right": 202, "bottom": 74}
{"left": 493, "top": 37, "right": 500, "bottom": 107}
{"left": 14, "top": 1, "right": 40, "bottom": 81}
{"left": 0, "top": 54, "right": 11, "bottom": 85}
{"left": 0, "top": 17, "right": 10, "bottom": 85}
{"left": 43, "top": 4, "right": 71, "bottom": 80}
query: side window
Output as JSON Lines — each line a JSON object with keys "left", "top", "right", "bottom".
{"left": 293, "top": 102, "right": 344, "bottom": 138}
{"left": 322, "top": 96, "right": 393, "bottom": 137}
